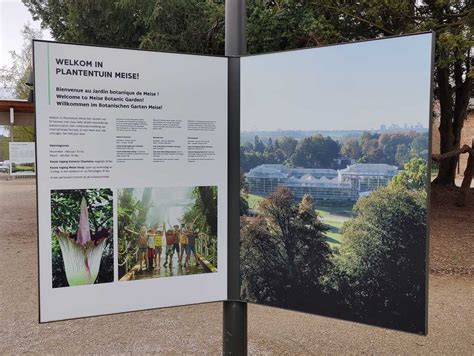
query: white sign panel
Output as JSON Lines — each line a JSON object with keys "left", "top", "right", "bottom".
{"left": 9, "top": 142, "right": 36, "bottom": 176}
{"left": 34, "top": 41, "right": 228, "bottom": 322}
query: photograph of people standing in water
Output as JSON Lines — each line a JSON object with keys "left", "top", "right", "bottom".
{"left": 239, "top": 34, "right": 432, "bottom": 334}
{"left": 118, "top": 186, "right": 218, "bottom": 281}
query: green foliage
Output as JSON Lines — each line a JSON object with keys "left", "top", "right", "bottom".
{"left": 246, "top": 0, "right": 342, "bottom": 53}
{"left": 51, "top": 189, "right": 113, "bottom": 287}
{"left": 241, "top": 182, "right": 428, "bottom": 332}
{"left": 395, "top": 144, "right": 411, "bottom": 167}
{"left": 12, "top": 127, "right": 35, "bottom": 142}
{"left": 241, "top": 131, "right": 428, "bottom": 172}
{"left": 183, "top": 186, "right": 218, "bottom": 236}
{"left": 0, "top": 139, "right": 8, "bottom": 161}
{"left": 291, "top": 134, "right": 340, "bottom": 168}
{"left": 277, "top": 137, "right": 298, "bottom": 158}
{"left": 117, "top": 188, "right": 149, "bottom": 277}
{"left": 240, "top": 194, "right": 250, "bottom": 215}
{"left": 357, "top": 131, "right": 428, "bottom": 167}
{"left": 241, "top": 188, "right": 332, "bottom": 309}
{"left": 341, "top": 138, "right": 362, "bottom": 160}
{"left": 140, "top": 0, "right": 225, "bottom": 54}
{"left": 51, "top": 189, "right": 113, "bottom": 233}
{"left": 332, "top": 187, "right": 427, "bottom": 332}
{"left": 0, "top": 24, "right": 41, "bottom": 99}
{"left": 389, "top": 157, "right": 428, "bottom": 190}
{"left": 23, "top": 0, "right": 224, "bottom": 54}
{"left": 23, "top": 0, "right": 153, "bottom": 48}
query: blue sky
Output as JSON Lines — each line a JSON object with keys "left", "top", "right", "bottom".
{"left": 241, "top": 33, "right": 433, "bottom": 131}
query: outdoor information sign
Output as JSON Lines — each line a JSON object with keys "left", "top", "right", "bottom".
{"left": 34, "top": 41, "right": 228, "bottom": 322}
{"left": 9, "top": 142, "right": 36, "bottom": 176}
{"left": 34, "top": 33, "right": 433, "bottom": 334}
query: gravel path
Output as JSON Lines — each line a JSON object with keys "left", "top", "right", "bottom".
{"left": 0, "top": 179, "right": 472, "bottom": 354}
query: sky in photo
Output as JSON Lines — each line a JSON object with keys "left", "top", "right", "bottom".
{"left": 128, "top": 187, "right": 194, "bottom": 228}
{"left": 241, "top": 33, "right": 433, "bottom": 132}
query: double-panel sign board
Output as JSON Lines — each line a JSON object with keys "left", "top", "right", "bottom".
{"left": 35, "top": 33, "right": 433, "bottom": 334}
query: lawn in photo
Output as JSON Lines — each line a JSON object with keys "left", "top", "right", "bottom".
{"left": 51, "top": 189, "right": 114, "bottom": 288}
{"left": 118, "top": 186, "right": 218, "bottom": 281}
{"left": 11, "top": 162, "right": 35, "bottom": 173}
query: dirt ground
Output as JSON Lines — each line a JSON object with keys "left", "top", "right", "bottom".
{"left": 0, "top": 179, "right": 472, "bottom": 354}
{"left": 430, "top": 185, "right": 474, "bottom": 275}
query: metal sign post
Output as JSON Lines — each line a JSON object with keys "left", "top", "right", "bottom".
{"left": 224, "top": 0, "right": 248, "bottom": 355}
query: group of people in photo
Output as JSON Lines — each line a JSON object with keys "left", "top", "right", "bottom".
{"left": 136, "top": 222, "right": 200, "bottom": 272}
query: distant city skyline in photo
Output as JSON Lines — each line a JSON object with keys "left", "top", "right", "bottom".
{"left": 242, "top": 121, "right": 428, "bottom": 134}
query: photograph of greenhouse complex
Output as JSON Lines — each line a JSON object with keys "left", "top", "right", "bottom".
{"left": 239, "top": 34, "right": 431, "bottom": 334}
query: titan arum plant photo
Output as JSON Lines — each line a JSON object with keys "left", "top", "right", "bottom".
{"left": 50, "top": 189, "right": 114, "bottom": 288}
{"left": 239, "top": 34, "right": 431, "bottom": 334}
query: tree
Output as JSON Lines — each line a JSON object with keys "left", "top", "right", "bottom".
{"left": 1, "top": 24, "right": 41, "bottom": 99}
{"left": 395, "top": 143, "right": 411, "bottom": 167}
{"left": 23, "top": 0, "right": 153, "bottom": 48}
{"left": 277, "top": 136, "right": 298, "bottom": 159}
{"left": 378, "top": 132, "right": 416, "bottom": 165}
{"left": 333, "top": 187, "right": 427, "bottom": 332}
{"left": 183, "top": 186, "right": 218, "bottom": 236}
{"left": 246, "top": 0, "right": 342, "bottom": 53}
{"left": 254, "top": 135, "right": 265, "bottom": 154}
{"left": 23, "top": 0, "right": 224, "bottom": 54}
{"left": 117, "top": 188, "right": 142, "bottom": 278}
{"left": 240, "top": 188, "right": 332, "bottom": 310}
{"left": 389, "top": 157, "right": 428, "bottom": 190}
{"left": 0, "top": 24, "right": 38, "bottom": 146}
{"left": 136, "top": 188, "right": 152, "bottom": 227}
{"left": 341, "top": 138, "right": 362, "bottom": 160}
{"left": 196, "top": 186, "right": 218, "bottom": 236}
{"left": 139, "top": 0, "right": 224, "bottom": 54}
{"left": 411, "top": 133, "right": 429, "bottom": 156}
{"left": 291, "top": 134, "right": 340, "bottom": 168}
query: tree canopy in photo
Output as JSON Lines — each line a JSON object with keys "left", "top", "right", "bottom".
{"left": 183, "top": 186, "right": 218, "bottom": 236}
{"left": 240, "top": 188, "right": 332, "bottom": 308}
{"left": 332, "top": 187, "right": 427, "bottom": 331}
{"left": 241, "top": 130, "right": 428, "bottom": 172}
{"left": 291, "top": 134, "right": 340, "bottom": 168}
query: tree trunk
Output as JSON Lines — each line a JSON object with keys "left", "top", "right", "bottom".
{"left": 433, "top": 63, "right": 472, "bottom": 186}
{"left": 433, "top": 67, "right": 456, "bottom": 185}
{"left": 456, "top": 151, "right": 474, "bottom": 207}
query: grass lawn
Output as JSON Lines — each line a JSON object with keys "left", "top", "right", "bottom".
{"left": 12, "top": 165, "right": 35, "bottom": 173}
{"left": 317, "top": 205, "right": 354, "bottom": 249}
{"left": 247, "top": 194, "right": 264, "bottom": 210}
